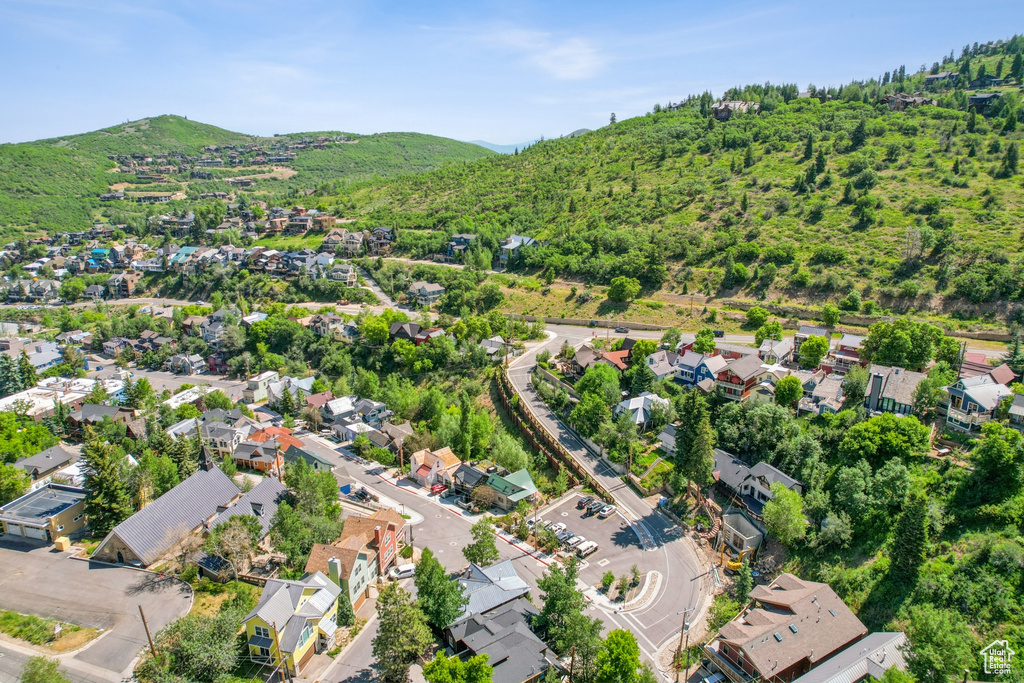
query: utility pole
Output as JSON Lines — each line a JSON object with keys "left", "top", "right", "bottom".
{"left": 139, "top": 605, "right": 157, "bottom": 659}
{"left": 675, "top": 607, "right": 695, "bottom": 683}
{"left": 568, "top": 645, "right": 576, "bottom": 683}
{"left": 272, "top": 621, "right": 290, "bottom": 683}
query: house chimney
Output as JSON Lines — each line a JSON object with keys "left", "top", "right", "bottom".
{"left": 868, "top": 372, "right": 883, "bottom": 412}
{"left": 327, "top": 557, "right": 341, "bottom": 586}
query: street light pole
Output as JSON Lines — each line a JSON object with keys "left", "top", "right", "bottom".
{"left": 675, "top": 607, "right": 696, "bottom": 683}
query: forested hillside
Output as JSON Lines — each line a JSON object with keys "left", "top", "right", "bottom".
{"left": 0, "top": 115, "right": 492, "bottom": 236}
{"left": 329, "top": 38, "right": 1024, "bottom": 319}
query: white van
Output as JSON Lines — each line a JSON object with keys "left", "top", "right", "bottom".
{"left": 576, "top": 541, "right": 599, "bottom": 557}
{"left": 390, "top": 564, "right": 416, "bottom": 579}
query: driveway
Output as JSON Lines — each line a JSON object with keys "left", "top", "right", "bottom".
{"left": 0, "top": 539, "right": 192, "bottom": 677}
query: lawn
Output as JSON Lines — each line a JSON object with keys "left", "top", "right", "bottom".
{"left": 254, "top": 234, "right": 327, "bottom": 251}
{"left": 0, "top": 609, "right": 99, "bottom": 651}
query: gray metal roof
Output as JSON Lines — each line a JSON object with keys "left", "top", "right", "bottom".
{"left": 208, "top": 477, "right": 287, "bottom": 537}
{"left": 17, "top": 444, "right": 79, "bottom": 477}
{"left": 446, "top": 599, "right": 549, "bottom": 683}
{"left": 244, "top": 572, "right": 340, "bottom": 652}
{"left": 458, "top": 560, "right": 529, "bottom": 618}
{"left": 95, "top": 467, "right": 240, "bottom": 566}
{"left": 790, "top": 632, "right": 908, "bottom": 683}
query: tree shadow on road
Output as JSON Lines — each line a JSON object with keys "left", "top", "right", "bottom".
{"left": 124, "top": 574, "right": 185, "bottom": 597}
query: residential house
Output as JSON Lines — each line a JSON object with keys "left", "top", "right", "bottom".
{"left": 455, "top": 560, "right": 530, "bottom": 620}
{"left": 106, "top": 271, "right": 142, "bottom": 298}
{"left": 957, "top": 353, "right": 1017, "bottom": 385}
{"left": 448, "top": 233, "right": 476, "bottom": 259}
{"left": 658, "top": 424, "right": 677, "bottom": 453}
{"left": 645, "top": 349, "right": 680, "bottom": 381}
{"left": 181, "top": 315, "right": 209, "bottom": 336}
{"left": 389, "top": 321, "right": 421, "bottom": 343}
{"left": 168, "top": 353, "right": 206, "bottom": 375}
{"left": 0, "top": 484, "right": 87, "bottom": 542}
{"left": 242, "top": 572, "right": 340, "bottom": 676}
{"left": 924, "top": 71, "right": 958, "bottom": 86}
{"left": 283, "top": 445, "right": 335, "bottom": 473}
{"left": 200, "top": 319, "right": 227, "bottom": 347}
{"left": 321, "top": 229, "right": 347, "bottom": 252}
{"left": 93, "top": 454, "right": 240, "bottom": 565}
{"left": 704, "top": 574, "right": 867, "bottom": 683}
{"left": 17, "top": 444, "right": 81, "bottom": 487}
{"left": 202, "top": 419, "right": 257, "bottom": 460}
{"left": 944, "top": 375, "right": 1013, "bottom": 432}
{"left": 969, "top": 92, "right": 1002, "bottom": 114}
{"left": 415, "top": 327, "right": 446, "bottom": 346}
{"left": 84, "top": 284, "right": 106, "bottom": 301}
{"left": 798, "top": 375, "right": 845, "bottom": 416}
{"left": 102, "top": 337, "right": 131, "bottom": 357}
{"left": 675, "top": 351, "right": 727, "bottom": 387}
{"left": 714, "top": 449, "right": 804, "bottom": 516}
{"left": 789, "top": 632, "right": 908, "bottom": 683}
{"left": 343, "top": 231, "right": 364, "bottom": 256}
{"left": 444, "top": 599, "right": 552, "bottom": 683}
{"left": 716, "top": 354, "right": 769, "bottom": 402}
{"left": 758, "top": 338, "right": 794, "bottom": 364}
{"left": 207, "top": 351, "right": 229, "bottom": 374}
{"left": 410, "top": 446, "right": 461, "bottom": 487}
{"left": 497, "top": 234, "right": 537, "bottom": 267}
{"left": 711, "top": 100, "right": 759, "bottom": 121}
{"left": 1009, "top": 394, "right": 1024, "bottom": 434}
{"left": 304, "top": 391, "right": 334, "bottom": 414}
{"left": 309, "top": 313, "right": 345, "bottom": 339}
{"left": 67, "top": 404, "right": 140, "bottom": 438}
{"left": 0, "top": 376, "right": 124, "bottom": 421}
{"left": 479, "top": 335, "right": 517, "bottom": 361}
{"left": 368, "top": 227, "right": 395, "bottom": 255}
{"left": 484, "top": 469, "right": 539, "bottom": 511}
{"left": 567, "top": 345, "right": 621, "bottom": 379}
{"left": 243, "top": 371, "right": 281, "bottom": 403}
{"left": 379, "top": 421, "right": 414, "bottom": 458}
{"left": 233, "top": 440, "right": 283, "bottom": 474}
{"left": 407, "top": 281, "right": 446, "bottom": 307}
{"left": 323, "top": 395, "right": 359, "bottom": 424}
{"left": 266, "top": 376, "right": 316, "bottom": 406}
{"left": 881, "top": 93, "right": 937, "bottom": 111}
{"left": 864, "top": 365, "right": 926, "bottom": 416}
{"left": 823, "top": 334, "right": 867, "bottom": 374}
{"left": 328, "top": 263, "right": 357, "bottom": 284}
{"left": 613, "top": 391, "right": 672, "bottom": 430}
{"left": 794, "top": 325, "right": 829, "bottom": 358}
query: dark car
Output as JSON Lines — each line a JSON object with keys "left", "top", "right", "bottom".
{"left": 577, "top": 495, "right": 595, "bottom": 509}
{"left": 614, "top": 326, "right": 629, "bottom": 333}
{"left": 713, "top": 330, "right": 725, "bottom": 338}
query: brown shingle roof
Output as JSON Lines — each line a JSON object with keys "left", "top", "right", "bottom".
{"left": 716, "top": 573, "right": 867, "bottom": 677}
{"left": 304, "top": 535, "right": 371, "bottom": 578}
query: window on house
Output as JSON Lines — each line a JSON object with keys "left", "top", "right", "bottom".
{"left": 73, "top": 514, "right": 83, "bottom": 522}
{"left": 256, "top": 646, "right": 270, "bottom": 658}
{"left": 299, "top": 621, "right": 316, "bottom": 645}
{"left": 254, "top": 626, "right": 270, "bottom": 638}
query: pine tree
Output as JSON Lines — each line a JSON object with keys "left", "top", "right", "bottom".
{"left": 803, "top": 134, "right": 814, "bottom": 160}
{"left": 337, "top": 592, "right": 355, "bottom": 627}
{"left": 1012, "top": 53, "right": 1024, "bottom": 82}
{"left": 1003, "top": 334, "right": 1024, "bottom": 375}
{"left": 0, "top": 353, "right": 23, "bottom": 398}
{"left": 815, "top": 148, "right": 826, "bottom": 174}
{"left": 850, "top": 119, "right": 867, "bottom": 149}
{"left": 1000, "top": 143, "right": 1019, "bottom": 177}
{"left": 967, "top": 110, "right": 977, "bottom": 133}
{"left": 1003, "top": 109, "right": 1018, "bottom": 134}
{"left": 890, "top": 492, "right": 927, "bottom": 581}
{"left": 82, "top": 435, "right": 133, "bottom": 537}
{"left": 17, "top": 352, "right": 36, "bottom": 389}
{"left": 277, "top": 385, "right": 295, "bottom": 416}
{"left": 842, "top": 181, "right": 856, "bottom": 204}
{"left": 372, "top": 583, "right": 432, "bottom": 683}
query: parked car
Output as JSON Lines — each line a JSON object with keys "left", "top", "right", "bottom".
{"left": 585, "top": 500, "right": 605, "bottom": 515}
{"left": 549, "top": 522, "right": 567, "bottom": 535}
{"left": 527, "top": 518, "right": 539, "bottom": 529}
{"left": 390, "top": 564, "right": 416, "bottom": 579}
{"left": 576, "top": 541, "right": 599, "bottom": 557}
{"left": 577, "top": 495, "right": 595, "bottom": 509}
{"left": 566, "top": 535, "right": 587, "bottom": 549}
{"left": 712, "top": 330, "right": 725, "bottom": 338}
{"left": 430, "top": 484, "right": 447, "bottom": 495}
{"left": 557, "top": 530, "right": 575, "bottom": 544}
{"left": 598, "top": 505, "right": 616, "bottom": 519}
{"left": 701, "top": 674, "right": 726, "bottom": 683}
{"left": 614, "top": 326, "right": 629, "bottom": 333}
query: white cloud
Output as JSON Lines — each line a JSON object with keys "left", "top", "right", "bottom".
{"left": 486, "top": 28, "right": 606, "bottom": 80}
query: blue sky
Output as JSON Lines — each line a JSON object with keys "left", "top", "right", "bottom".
{"left": 1, "top": 0, "right": 1021, "bottom": 145}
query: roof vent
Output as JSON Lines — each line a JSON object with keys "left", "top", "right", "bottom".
{"left": 773, "top": 633, "right": 783, "bottom": 642}
{"left": 828, "top": 609, "right": 836, "bottom": 617}
{"left": 789, "top": 624, "right": 798, "bottom": 634}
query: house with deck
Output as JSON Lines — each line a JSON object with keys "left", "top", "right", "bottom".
{"left": 944, "top": 375, "right": 1013, "bottom": 433}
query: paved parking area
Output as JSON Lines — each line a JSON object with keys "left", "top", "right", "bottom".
{"left": 538, "top": 494, "right": 645, "bottom": 586}
{"left": 0, "top": 538, "right": 192, "bottom": 677}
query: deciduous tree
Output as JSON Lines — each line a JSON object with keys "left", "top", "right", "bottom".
{"left": 415, "top": 548, "right": 468, "bottom": 630}
{"left": 463, "top": 518, "right": 499, "bottom": 567}
{"left": 372, "top": 583, "right": 432, "bottom": 683}
{"left": 762, "top": 482, "right": 805, "bottom": 546}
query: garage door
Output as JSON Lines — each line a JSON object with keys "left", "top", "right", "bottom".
{"left": 24, "top": 526, "right": 47, "bottom": 540}
{"left": 5, "top": 523, "right": 26, "bottom": 537}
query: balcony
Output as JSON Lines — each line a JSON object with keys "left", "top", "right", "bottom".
{"left": 946, "top": 406, "right": 992, "bottom": 431}
{"left": 704, "top": 641, "right": 754, "bottom": 683}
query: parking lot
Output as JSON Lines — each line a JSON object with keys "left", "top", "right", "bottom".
{"left": 0, "top": 538, "right": 192, "bottom": 677}
{"left": 537, "top": 494, "right": 646, "bottom": 586}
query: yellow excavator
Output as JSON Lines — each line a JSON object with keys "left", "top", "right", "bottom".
{"left": 721, "top": 547, "right": 753, "bottom": 572}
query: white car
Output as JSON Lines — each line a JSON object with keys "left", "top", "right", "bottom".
{"left": 390, "top": 564, "right": 416, "bottom": 579}
{"left": 576, "top": 541, "right": 599, "bottom": 557}
{"left": 598, "top": 505, "right": 616, "bottom": 519}
{"left": 549, "top": 522, "right": 567, "bottom": 535}
{"left": 566, "top": 535, "right": 586, "bottom": 549}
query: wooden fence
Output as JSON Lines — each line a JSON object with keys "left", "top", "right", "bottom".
{"left": 496, "top": 368, "right": 616, "bottom": 503}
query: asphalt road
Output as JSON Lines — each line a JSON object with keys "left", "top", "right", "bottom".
{"left": 507, "top": 327, "right": 713, "bottom": 662}
{"left": 0, "top": 539, "right": 192, "bottom": 679}
{"left": 0, "top": 644, "right": 111, "bottom": 683}
{"left": 87, "top": 364, "right": 249, "bottom": 402}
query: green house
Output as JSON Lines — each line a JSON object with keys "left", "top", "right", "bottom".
{"left": 485, "top": 469, "right": 539, "bottom": 511}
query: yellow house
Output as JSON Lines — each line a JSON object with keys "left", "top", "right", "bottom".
{"left": 243, "top": 572, "right": 340, "bottom": 676}
{"left": 0, "top": 484, "right": 87, "bottom": 542}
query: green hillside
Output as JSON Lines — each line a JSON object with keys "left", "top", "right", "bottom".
{"left": 0, "top": 115, "right": 492, "bottom": 236}
{"left": 326, "top": 40, "right": 1024, "bottom": 321}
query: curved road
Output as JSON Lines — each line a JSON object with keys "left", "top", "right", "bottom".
{"left": 508, "top": 327, "right": 713, "bottom": 668}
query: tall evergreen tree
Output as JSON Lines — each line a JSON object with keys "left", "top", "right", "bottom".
{"left": 0, "top": 353, "right": 23, "bottom": 398}
{"left": 414, "top": 548, "right": 468, "bottom": 630}
{"left": 890, "top": 491, "right": 927, "bottom": 581}
{"left": 372, "top": 583, "right": 432, "bottom": 683}
{"left": 850, "top": 118, "right": 867, "bottom": 149}
{"left": 803, "top": 134, "right": 814, "bottom": 160}
{"left": 1003, "top": 334, "right": 1024, "bottom": 376}
{"left": 82, "top": 434, "right": 133, "bottom": 536}
{"left": 17, "top": 351, "right": 36, "bottom": 389}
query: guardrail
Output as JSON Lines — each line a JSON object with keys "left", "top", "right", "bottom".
{"left": 497, "top": 367, "right": 616, "bottom": 503}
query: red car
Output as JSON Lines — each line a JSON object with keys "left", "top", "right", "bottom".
{"left": 430, "top": 484, "right": 448, "bottom": 495}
